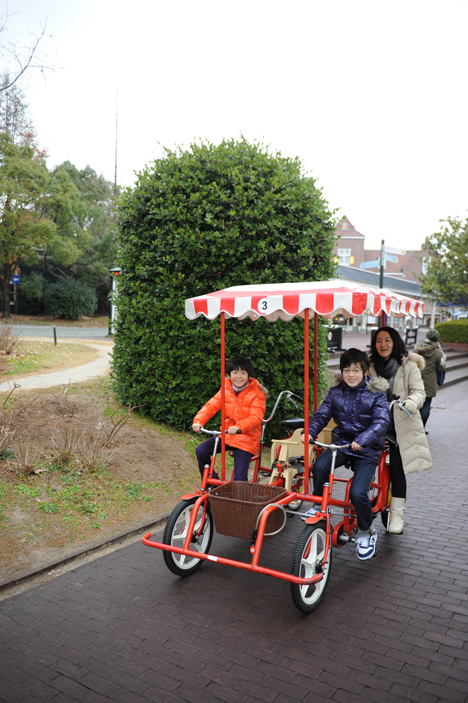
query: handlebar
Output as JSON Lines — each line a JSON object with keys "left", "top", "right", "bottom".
{"left": 194, "top": 427, "right": 242, "bottom": 435}
{"left": 263, "top": 390, "right": 303, "bottom": 425}
{"left": 310, "top": 440, "right": 350, "bottom": 450}
{"left": 390, "top": 394, "right": 412, "bottom": 418}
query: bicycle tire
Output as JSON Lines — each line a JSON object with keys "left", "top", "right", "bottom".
{"left": 290, "top": 520, "right": 332, "bottom": 613}
{"left": 162, "top": 498, "right": 213, "bottom": 577}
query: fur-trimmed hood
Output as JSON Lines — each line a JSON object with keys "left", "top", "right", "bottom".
{"left": 406, "top": 351, "right": 425, "bottom": 372}
{"left": 331, "top": 374, "right": 389, "bottom": 395}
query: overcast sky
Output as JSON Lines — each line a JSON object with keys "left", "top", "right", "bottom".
{"left": 5, "top": 0, "right": 468, "bottom": 251}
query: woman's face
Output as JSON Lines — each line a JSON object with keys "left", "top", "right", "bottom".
{"left": 375, "top": 331, "right": 394, "bottom": 361}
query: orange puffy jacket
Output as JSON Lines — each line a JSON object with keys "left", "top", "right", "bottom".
{"left": 193, "top": 377, "right": 267, "bottom": 455}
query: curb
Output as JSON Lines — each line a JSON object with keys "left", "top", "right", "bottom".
{"left": 0, "top": 512, "right": 170, "bottom": 595}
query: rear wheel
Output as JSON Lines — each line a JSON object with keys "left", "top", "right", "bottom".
{"left": 163, "top": 498, "right": 213, "bottom": 577}
{"left": 290, "top": 521, "right": 332, "bottom": 613}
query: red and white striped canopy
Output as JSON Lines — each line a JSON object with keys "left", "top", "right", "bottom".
{"left": 185, "top": 279, "right": 424, "bottom": 321}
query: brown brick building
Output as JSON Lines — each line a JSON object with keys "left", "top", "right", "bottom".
{"left": 333, "top": 216, "right": 428, "bottom": 283}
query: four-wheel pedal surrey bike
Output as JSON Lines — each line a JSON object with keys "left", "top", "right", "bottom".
{"left": 143, "top": 280, "right": 425, "bottom": 612}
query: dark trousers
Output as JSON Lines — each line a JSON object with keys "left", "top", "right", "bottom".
{"left": 195, "top": 436, "right": 253, "bottom": 481}
{"left": 388, "top": 442, "right": 406, "bottom": 499}
{"left": 312, "top": 448, "right": 377, "bottom": 531}
{"left": 420, "top": 397, "right": 432, "bottom": 427}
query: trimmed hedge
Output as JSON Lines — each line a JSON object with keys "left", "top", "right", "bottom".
{"left": 112, "top": 138, "right": 337, "bottom": 438}
{"left": 435, "top": 319, "right": 468, "bottom": 343}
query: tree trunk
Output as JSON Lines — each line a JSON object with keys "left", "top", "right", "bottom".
{"left": 2, "top": 264, "right": 12, "bottom": 318}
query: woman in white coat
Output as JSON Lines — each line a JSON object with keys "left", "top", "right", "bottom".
{"left": 368, "top": 326, "right": 432, "bottom": 534}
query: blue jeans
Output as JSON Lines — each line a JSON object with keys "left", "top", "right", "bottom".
{"left": 312, "top": 448, "right": 377, "bottom": 531}
{"left": 195, "top": 436, "right": 253, "bottom": 481}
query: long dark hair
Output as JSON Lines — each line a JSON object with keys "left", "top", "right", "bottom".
{"left": 369, "top": 326, "right": 408, "bottom": 368}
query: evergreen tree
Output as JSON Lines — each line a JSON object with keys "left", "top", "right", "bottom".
{"left": 113, "top": 138, "right": 336, "bottom": 433}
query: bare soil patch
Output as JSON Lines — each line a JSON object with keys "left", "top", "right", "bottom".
{"left": 0, "top": 378, "right": 201, "bottom": 585}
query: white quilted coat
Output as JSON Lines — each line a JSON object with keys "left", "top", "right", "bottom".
{"left": 370, "top": 353, "right": 432, "bottom": 475}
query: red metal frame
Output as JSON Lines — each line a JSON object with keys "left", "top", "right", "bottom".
{"left": 143, "top": 492, "right": 323, "bottom": 586}
{"left": 143, "top": 449, "right": 390, "bottom": 585}
{"left": 144, "top": 280, "right": 420, "bottom": 588}
{"left": 143, "top": 301, "right": 391, "bottom": 586}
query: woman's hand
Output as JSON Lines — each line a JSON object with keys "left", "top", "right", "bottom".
{"left": 351, "top": 441, "right": 362, "bottom": 451}
{"left": 300, "top": 434, "right": 313, "bottom": 444}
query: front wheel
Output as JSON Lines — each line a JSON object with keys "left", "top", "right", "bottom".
{"left": 290, "top": 521, "right": 332, "bottom": 613}
{"left": 162, "top": 498, "right": 213, "bottom": 577}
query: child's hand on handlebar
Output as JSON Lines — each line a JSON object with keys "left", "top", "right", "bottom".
{"left": 300, "top": 433, "right": 313, "bottom": 444}
{"left": 192, "top": 423, "right": 202, "bottom": 433}
{"left": 226, "top": 425, "right": 241, "bottom": 435}
{"left": 351, "top": 441, "right": 362, "bottom": 451}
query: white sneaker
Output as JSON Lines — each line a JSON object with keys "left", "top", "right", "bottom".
{"left": 301, "top": 506, "right": 318, "bottom": 522}
{"left": 354, "top": 529, "right": 377, "bottom": 560}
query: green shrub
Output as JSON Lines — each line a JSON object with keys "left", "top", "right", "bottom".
{"left": 436, "top": 319, "right": 468, "bottom": 343}
{"left": 43, "top": 277, "right": 97, "bottom": 319}
{"left": 113, "top": 138, "right": 336, "bottom": 438}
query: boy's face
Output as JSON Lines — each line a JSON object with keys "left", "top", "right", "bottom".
{"left": 230, "top": 368, "right": 250, "bottom": 387}
{"left": 342, "top": 362, "right": 364, "bottom": 388}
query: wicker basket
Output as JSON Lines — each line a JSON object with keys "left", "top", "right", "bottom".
{"left": 208, "top": 482, "right": 288, "bottom": 541}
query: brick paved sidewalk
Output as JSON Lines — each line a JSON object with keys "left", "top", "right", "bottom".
{"left": 0, "top": 382, "right": 467, "bottom": 703}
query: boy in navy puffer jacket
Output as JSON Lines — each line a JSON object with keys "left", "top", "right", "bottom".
{"left": 301, "top": 348, "right": 389, "bottom": 561}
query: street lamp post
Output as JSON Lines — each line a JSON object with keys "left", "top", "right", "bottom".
{"left": 108, "top": 267, "right": 122, "bottom": 335}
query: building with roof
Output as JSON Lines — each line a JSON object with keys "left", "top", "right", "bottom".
{"left": 333, "top": 216, "right": 428, "bottom": 282}
{"left": 332, "top": 216, "right": 441, "bottom": 327}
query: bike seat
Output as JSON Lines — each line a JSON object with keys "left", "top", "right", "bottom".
{"left": 281, "top": 417, "right": 304, "bottom": 432}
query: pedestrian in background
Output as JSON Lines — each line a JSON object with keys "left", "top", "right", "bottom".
{"left": 414, "top": 329, "right": 446, "bottom": 431}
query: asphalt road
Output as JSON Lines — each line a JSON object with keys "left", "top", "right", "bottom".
{"left": 12, "top": 324, "right": 110, "bottom": 340}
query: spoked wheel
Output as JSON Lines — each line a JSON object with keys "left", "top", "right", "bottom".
{"left": 290, "top": 520, "right": 332, "bottom": 613}
{"left": 162, "top": 498, "right": 213, "bottom": 577}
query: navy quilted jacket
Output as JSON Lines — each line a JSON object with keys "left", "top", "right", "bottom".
{"left": 308, "top": 375, "right": 390, "bottom": 462}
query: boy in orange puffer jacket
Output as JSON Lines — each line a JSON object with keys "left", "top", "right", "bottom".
{"left": 192, "top": 357, "right": 267, "bottom": 481}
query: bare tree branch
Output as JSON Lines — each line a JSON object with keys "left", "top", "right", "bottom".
{"left": 0, "top": 12, "right": 56, "bottom": 92}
